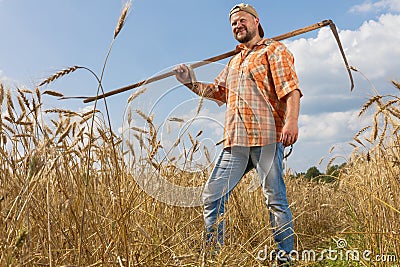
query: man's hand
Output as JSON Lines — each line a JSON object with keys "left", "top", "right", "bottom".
{"left": 280, "top": 89, "right": 301, "bottom": 147}
{"left": 280, "top": 119, "right": 299, "bottom": 147}
{"left": 174, "top": 64, "right": 191, "bottom": 85}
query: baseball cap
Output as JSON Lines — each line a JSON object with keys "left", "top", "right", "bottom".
{"left": 229, "top": 3, "right": 264, "bottom": 38}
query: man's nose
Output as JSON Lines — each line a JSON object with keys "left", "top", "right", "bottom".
{"left": 236, "top": 22, "right": 245, "bottom": 29}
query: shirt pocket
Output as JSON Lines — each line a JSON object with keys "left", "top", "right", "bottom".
{"left": 249, "top": 54, "right": 268, "bottom": 82}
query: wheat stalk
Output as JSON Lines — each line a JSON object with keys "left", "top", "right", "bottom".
{"left": 6, "top": 90, "right": 16, "bottom": 123}
{"left": 43, "top": 90, "right": 64, "bottom": 98}
{"left": 388, "top": 106, "right": 400, "bottom": 119}
{"left": 0, "top": 83, "right": 5, "bottom": 106}
{"left": 127, "top": 87, "right": 147, "bottom": 103}
{"left": 348, "top": 142, "right": 357, "bottom": 148}
{"left": 378, "top": 116, "right": 388, "bottom": 147}
{"left": 188, "top": 132, "right": 195, "bottom": 146}
{"left": 354, "top": 125, "right": 371, "bottom": 140}
{"left": 15, "top": 120, "right": 33, "bottom": 126}
{"left": 58, "top": 124, "right": 72, "bottom": 143}
{"left": 130, "top": 126, "right": 148, "bottom": 134}
{"left": 17, "top": 89, "right": 31, "bottom": 111}
{"left": 15, "top": 110, "right": 27, "bottom": 124}
{"left": 148, "top": 141, "right": 161, "bottom": 161}
{"left": 359, "top": 95, "right": 382, "bottom": 117}
{"left": 39, "top": 66, "right": 81, "bottom": 87}
{"left": 391, "top": 80, "right": 400, "bottom": 90}
{"left": 35, "top": 87, "right": 41, "bottom": 103}
{"left": 136, "top": 109, "right": 157, "bottom": 147}
{"left": 82, "top": 110, "right": 100, "bottom": 118}
{"left": 326, "top": 156, "right": 338, "bottom": 172}
{"left": 17, "top": 95, "right": 27, "bottom": 114}
{"left": 353, "top": 136, "right": 365, "bottom": 147}
{"left": 203, "top": 145, "right": 211, "bottom": 164}
{"left": 45, "top": 109, "right": 79, "bottom": 116}
{"left": 168, "top": 117, "right": 185, "bottom": 123}
{"left": 196, "top": 97, "right": 204, "bottom": 115}
{"left": 3, "top": 122, "right": 16, "bottom": 135}
{"left": 371, "top": 113, "right": 379, "bottom": 141}
{"left": 195, "top": 130, "right": 203, "bottom": 138}
{"left": 71, "top": 121, "right": 77, "bottom": 136}
{"left": 13, "top": 134, "right": 32, "bottom": 139}
{"left": 136, "top": 109, "right": 153, "bottom": 125}
{"left": 114, "top": 1, "right": 132, "bottom": 39}
{"left": 19, "top": 87, "right": 32, "bottom": 94}
{"left": 127, "top": 108, "right": 133, "bottom": 125}
{"left": 133, "top": 133, "right": 145, "bottom": 148}
{"left": 79, "top": 116, "right": 92, "bottom": 126}
{"left": 6, "top": 89, "right": 14, "bottom": 109}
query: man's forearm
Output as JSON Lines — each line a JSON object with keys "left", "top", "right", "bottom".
{"left": 285, "top": 89, "right": 301, "bottom": 123}
{"left": 280, "top": 89, "right": 301, "bottom": 146}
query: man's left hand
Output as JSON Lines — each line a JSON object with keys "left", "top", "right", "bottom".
{"left": 280, "top": 120, "right": 298, "bottom": 147}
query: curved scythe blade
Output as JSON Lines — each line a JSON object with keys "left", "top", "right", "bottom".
{"left": 328, "top": 20, "right": 355, "bottom": 91}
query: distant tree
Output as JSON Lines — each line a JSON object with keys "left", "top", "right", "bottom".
{"left": 291, "top": 163, "right": 346, "bottom": 182}
{"left": 326, "top": 164, "right": 340, "bottom": 176}
{"left": 292, "top": 172, "right": 305, "bottom": 179}
{"left": 320, "top": 163, "right": 346, "bottom": 183}
{"left": 304, "top": 166, "right": 321, "bottom": 180}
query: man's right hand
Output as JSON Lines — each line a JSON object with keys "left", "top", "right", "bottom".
{"left": 174, "top": 64, "right": 191, "bottom": 85}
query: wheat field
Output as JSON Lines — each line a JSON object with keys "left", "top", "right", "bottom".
{"left": 1, "top": 76, "right": 399, "bottom": 267}
{"left": 1, "top": 4, "right": 399, "bottom": 266}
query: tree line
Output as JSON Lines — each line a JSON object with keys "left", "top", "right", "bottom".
{"left": 291, "top": 163, "right": 346, "bottom": 183}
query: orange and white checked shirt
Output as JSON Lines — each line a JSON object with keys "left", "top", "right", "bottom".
{"left": 190, "top": 38, "right": 302, "bottom": 148}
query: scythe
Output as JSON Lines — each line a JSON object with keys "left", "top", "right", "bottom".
{"left": 66, "top": 19, "right": 353, "bottom": 103}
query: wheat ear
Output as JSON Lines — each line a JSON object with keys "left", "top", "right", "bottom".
{"left": 39, "top": 66, "right": 80, "bottom": 87}
{"left": 43, "top": 90, "right": 64, "bottom": 97}
{"left": 0, "top": 84, "right": 4, "bottom": 106}
{"left": 114, "top": 1, "right": 131, "bottom": 39}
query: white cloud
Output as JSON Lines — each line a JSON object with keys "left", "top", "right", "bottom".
{"left": 344, "top": 14, "right": 400, "bottom": 78}
{"left": 285, "top": 110, "right": 373, "bottom": 171}
{"left": 282, "top": 13, "right": 400, "bottom": 171}
{"left": 299, "top": 110, "right": 370, "bottom": 142}
{"left": 350, "top": 0, "right": 400, "bottom": 13}
{"left": 285, "top": 13, "right": 400, "bottom": 97}
{"left": 0, "top": 70, "right": 8, "bottom": 83}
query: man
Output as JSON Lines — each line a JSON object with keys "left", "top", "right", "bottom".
{"left": 175, "top": 3, "right": 301, "bottom": 265}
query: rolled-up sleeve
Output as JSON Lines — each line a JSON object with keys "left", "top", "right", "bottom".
{"left": 189, "top": 65, "right": 228, "bottom": 106}
{"left": 268, "top": 44, "right": 302, "bottom": 100}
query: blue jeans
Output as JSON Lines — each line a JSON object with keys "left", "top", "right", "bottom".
{"left": 202, "top": 142, "right": 294, "bottom": 253}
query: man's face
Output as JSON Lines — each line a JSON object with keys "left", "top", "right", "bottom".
{"left": 230, "top": 11, "right": 259, "bottom": 43}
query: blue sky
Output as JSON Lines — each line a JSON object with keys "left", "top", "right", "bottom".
{"left": 1, "top": 0, "right": 400, "bottom": 172}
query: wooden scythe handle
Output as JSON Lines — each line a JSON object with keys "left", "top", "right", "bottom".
{"left": 81, "top": 19, "right": 353, "bottom": 103}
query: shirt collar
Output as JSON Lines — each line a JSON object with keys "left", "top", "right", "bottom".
{"left": 235, "top": 38, "right": 270, "bottom": 52}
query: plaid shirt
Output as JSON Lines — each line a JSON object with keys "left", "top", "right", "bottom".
{"left": 190, "top": 38, "right": 301, "bottom": 148}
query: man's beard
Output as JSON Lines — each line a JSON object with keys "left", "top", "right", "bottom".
{"left": 235, "top": 27, "right": 257, "bottom": 43}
